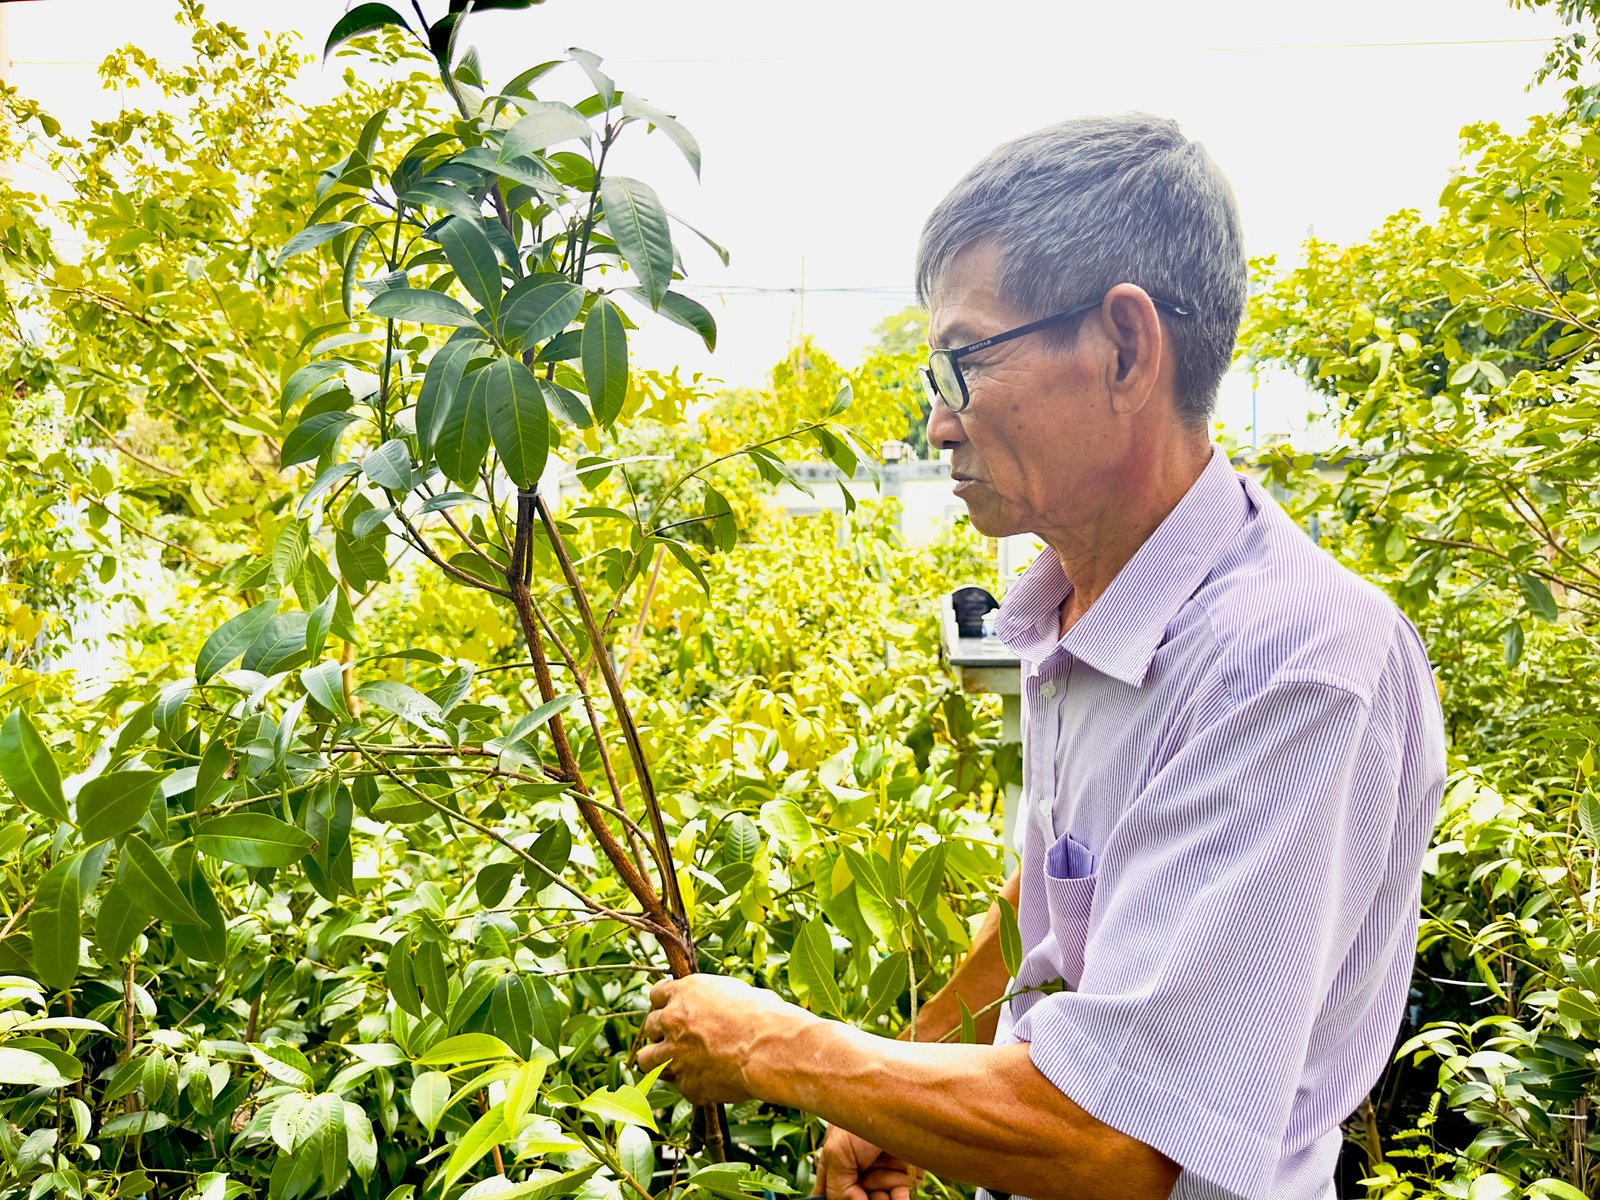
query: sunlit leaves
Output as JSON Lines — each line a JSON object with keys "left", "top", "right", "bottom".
{"left": 786, "top": 915, "right": 843, "bottom": 1018}
{"left": 194, "top": 600, "right": 280, "bottom": 684}
{"left": 76, "top": 770, "right": 167, "bottom": 846}
{"left": 194, "top": 814, "right": 316, "bottom": 868}
{"left": 500, "top": 101, "right": 591, "bottom": 159}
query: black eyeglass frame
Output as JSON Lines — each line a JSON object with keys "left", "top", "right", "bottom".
{"left": 922, "top": 294, "right": 1194, "bottom": 413}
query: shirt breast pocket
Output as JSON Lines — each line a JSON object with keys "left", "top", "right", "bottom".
{"left": 1042, "top": 831, "right": 1097, "bottom": 991}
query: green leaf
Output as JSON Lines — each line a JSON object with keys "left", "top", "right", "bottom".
{"left": 280, "top": 410, "right": 360, "bottom": 470}
{"left": 757, "top": 798, "right": 812, "bottom": 849}
{"left": 439, "top": 1104, "right": 514, "bottom": 1197}
{"left": 342, "top": 227, "right": 376, "bottom": 319}
{"left": 582, "top": 297, "right": 628, "bottom": 427}
{"left": 196, "top": 601, "right": 278, "bottom": 684}
{"left": 500, "top": 102, "right": 591, "bottom": 159}
{"left": 619, "top": 94, "right": 701, "bottom": 178}
{"left": 76, "top": 770, "right": 168, "bottom": 846}
{"left": 353, "top": 680, "right": 446, "bottom": 738}
{"left": 363, "top": 439, "right": 413, "bottom": 490}
{"left": 485, "top": 355, "right": 550, "bottom": 489}
{"left": 1556, "top": 986, "right": 1600, "bottom": 1023}
{"left": 0, "top": 1047, "right": 71, "bottom": 1089}
{"left": 617, "top": 1125, "right": 654, "bottom": 1192}
{"left": 195, "top": 814, "right": 316, "bottom": 868}
{"left": 1579, "top": 791, "right": 1600, "bottom": 844}
{"left": 325, "top": 3, "right": 412, "bottom": 58}
{"left": 415, "top": 337, "right": 479, "bottom": 457}
{"left": 368, "top": 287, "right": 479, "bottom": 328}
{"left": 241, "top": 611, "right": 311, "bottom": 676}
{"left": 1528, "top": 1180, "right": 1594, "bottom": 1200}
{"left": 94, "top": 874, "right": 152, "bottom": 962}
{"left": 0, "top": 710, "right": 67, "bottom": 822}
{"left": 503, "top": 279, "right": 584, "bottom": 353}
{"left": 122, "top": 836, "right": 205, "bottom": 925}
{"left": 31, "top": 850, "right": 98, "bottom": 990}
{"left": 787, "top": 915, "right": 844, "bottom": 1018}
{"left": 414, "top": 1032, "right": 517, "bottom": 1067}
{"left": 300, "top": 661, "right": 349, "bottom": 720}
{"left": 601, "top": 177, "right": 673, "bottom": 308}
{"left": 527, "top": 821, "right": 572, "bottom": 879}
{"left": 435, "top": 365, "right": 493, "bottom": 488}
{"left": 277, "top": 222, "right": 359, "bottom": 267}
{"left": 575, "top": 1083, "right": 657, "bottom": 1130}
{"left": 437, "top": 217, "right": 503, "bottom": 316}
{"left": 863, "top": 952, "right": 907, "bottom": 1023}
{"left": 998, "top": 896, "right": 1023, "bottom": 978}
{"left": 409, "top": 1070, "right": 452, "bottom": 1136}
{"left": 627, "top": 287, "right": 715, "bottom": 351}
{"left": 1517, "top": 573, "right": 1559, "bottom": 622}
{"left": 703, "top": 485, "right": 736, "bottom": 553}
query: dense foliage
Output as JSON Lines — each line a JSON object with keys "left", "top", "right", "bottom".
{"left": 1243, "top": 41, "right": 1600, "bottom": 1197}
{"left": 0, "top": 5, "right": 1007, "bottom": 1199}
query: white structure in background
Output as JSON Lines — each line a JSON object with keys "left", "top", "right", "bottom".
{"left": 768, "top": 445, "right": 1042, "bottom": 580}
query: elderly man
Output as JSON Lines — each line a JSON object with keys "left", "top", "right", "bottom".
{"left": 639, "top": 114, "right": 1446, "bottom": 1200}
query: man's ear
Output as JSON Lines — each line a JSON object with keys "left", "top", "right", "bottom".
{"left": 1097, "top": 284, "right": 1166, "bottom": 415}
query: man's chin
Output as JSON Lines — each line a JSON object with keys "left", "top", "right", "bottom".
{"left": 959, "top": 501, "right": 1020, "bottom": 540}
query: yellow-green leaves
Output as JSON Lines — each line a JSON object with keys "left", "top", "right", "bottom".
{"left": 195, "top": 600, "right": 280, "bottom": 684}
{"left": 0, "top": 710, "right": 66, "bottom": 822}
{"left": 998, "top": 896, "right": 1023, "bottom": 979}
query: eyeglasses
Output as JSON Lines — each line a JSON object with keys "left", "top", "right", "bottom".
{"left": 922, "top": 295, "right": 1194, "bottom": 413}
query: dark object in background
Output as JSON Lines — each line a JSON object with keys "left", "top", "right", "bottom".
{"left": 950, "top": 585, "right": 1000, "bottom": 638}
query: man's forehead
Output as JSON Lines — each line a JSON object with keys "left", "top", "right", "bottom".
{"left": 928, "top": 241, "right": 1016, "bottom": 345}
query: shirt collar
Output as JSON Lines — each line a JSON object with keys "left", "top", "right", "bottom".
{"left": 994, "top": 444, "right": 1254, "bottom": 687}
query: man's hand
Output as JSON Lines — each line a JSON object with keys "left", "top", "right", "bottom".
{"left": 817, "top": 1126, "right": 923, "bottom": 1200}
{"left": 637, "top": 974, "right": 813, "bottom": 1106}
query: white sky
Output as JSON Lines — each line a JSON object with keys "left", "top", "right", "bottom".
{"left": 2, "top": 0, "right": 1570, "bottom": 441}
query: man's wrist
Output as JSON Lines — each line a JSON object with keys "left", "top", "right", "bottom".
{"left": 740, "top": 1002, "right": 830, "bottom": 1109}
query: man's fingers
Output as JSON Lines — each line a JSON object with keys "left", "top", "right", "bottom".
{"left": 891, "top": 1188, "right": 911, "bottom": 1200}
{"left": 641, "top": 1008, "right": 663, "bottom": 1042}
{"left": 648, "top": 978, "right": 676, "bottom": 1008}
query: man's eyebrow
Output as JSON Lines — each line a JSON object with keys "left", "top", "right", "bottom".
{"left": 931, "top": 322, "right": 981, "bottom": 350}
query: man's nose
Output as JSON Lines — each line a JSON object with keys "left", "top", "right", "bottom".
{"left": 926, "top": 399, "right": 965, "bottom": 451}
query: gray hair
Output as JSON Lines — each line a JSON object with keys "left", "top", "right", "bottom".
{"left": 915, "top": 114, "right": 1247, "bottom": 424}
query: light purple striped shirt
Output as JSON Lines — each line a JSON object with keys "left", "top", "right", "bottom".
{"left": 988, "top": 445, "right": 1446, "bottom": 1200}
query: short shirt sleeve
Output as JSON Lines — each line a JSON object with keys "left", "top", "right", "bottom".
{"left": 1021, "top": 678, "right": 1407, "bottom": 1200}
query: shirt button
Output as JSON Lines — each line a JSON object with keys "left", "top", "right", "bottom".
{"left": 1039, "top": 680, "right": 1058, "bottom": 698}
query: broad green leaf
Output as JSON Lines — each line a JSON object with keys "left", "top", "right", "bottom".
{"left": 353, "top": 680, "right": 446, "bottom": 738}
{"left": 241, "top": 611, "right": 311, "bottom": 676}
{"left": 435, "top": 365, "right": 493, "bottom": 488}
{"left": 0, "top": 710, "right": 67, "bottom": 822}
{"left": 342, "top": 226, "right": 375, "bottom": 319}
{"left": 582, "top": 297, "right": 628, "bottom": 427}
{"left": 628, "top": 287, "right": 715, "bottom": 351}
{"left": 76, "top": 769, "right": 168, "bottom": 846}
{"left": 1517, "top": 573, "right": 1559, "bottom": 622}
{"left": 619, "top": 94, "right": 701, "bottom": 178}
{"left": 503, "top": 278, "right": 583, "bottom": 353}
{"left": 280, "top": 410, "right": 360, "bottom": 470}
{"left": 787, "top": 915, "right": 844, "bottom": 1018}
{"left": 863, "top": 951, "right": 907, "bottom": 1023}
{"left": 30, "top": 850, "right": 97, "bottom": 989}
{"left": 276, "top": 222, "right": 358, "bottom": 267}
{"left": 363, "top": 439, "right": 413, "bottom": 490}
{"left": 414, "top": 1033, "right": 516, "bottom": 1067}
{"left": 601, "top": 176, "right": 673, "bottom": 307}
{"left": 0, "top": 1047, "right": 71, "bottom": 1088}
{"left": 368, "top": 287, "right": 479, "bottom": 328}
{"left": 195, "top": 814, "right": 316, "bottom": 868}
{"left": 1556, "top": 986, "right": 1600, "bottom": 1023}
{"left": 757, "top": 798, "right": 812, "bottom": 848}
{"left": 998, "top": 896, "right": 1023, "bottom": 979}
{"left": 484, "top": 354, "right": 550, "bottom": 489}
{"left": 249, "top": 1042, "right": 313, "bottom": 1088}
{"left": 1528, "top": 1181, "right": 1593, "bottom": 1200}
{"left": 409, "top": 1071, "right": 451, "bottom": 1136}
{"left": 437, "top": 217, "right": 503, "bottom": 316}
{"left": 575, "top": 1083, "right": 657, "bottom": 1130}
{"left": 300, "top": 661, "right": 349, "bottom": 720}
{"left": 500, "top": 102, "right": 591, "bottom": 159}
{"left": 325, "top": 2, "right": 411, "bottom": 58}
{"left": 122, "top": 836, "right": 205, "bottom": 925}
{"left": 439, "top": 1104, "right": 513, "bottom": 1196}
{"left": 95, "top": 873, "right": 152, "bottom": 962}
{"left": 415, "top": 337, "right": 478, "bottom": 457}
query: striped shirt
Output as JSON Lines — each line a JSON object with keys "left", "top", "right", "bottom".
{"left": 988, "top": 445, "right": 1446, "bottom": 1200}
